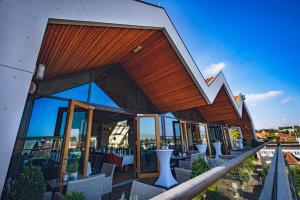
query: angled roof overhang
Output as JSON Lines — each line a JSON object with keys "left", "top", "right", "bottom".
{"left": 37, "top": 23, "right": 207, "bottom": 112}
{"left": 1, "top": 0, "right": 254, "bottom": 127}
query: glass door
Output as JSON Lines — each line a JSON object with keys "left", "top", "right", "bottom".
{"left": 136, "top": 114, "right": 160, "bottom": 178}
{"left": 58, "top": 100, "right": 93, "bottom": 181}
{"left": 198, "top": 123, "right": 212, "bottom": 156}
{"left": 179, "top": 121, "right": 189, "bottom": 152}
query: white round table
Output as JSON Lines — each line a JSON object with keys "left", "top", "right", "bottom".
{"left": 155, "top": 149, "right": 177, "bottom": 188}
{"left": 212, "top": 142, "right": 222, "bottom": 159}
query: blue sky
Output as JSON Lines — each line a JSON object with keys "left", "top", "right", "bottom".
{"left": 145, "top": 0, "right": 300, "bottom": 129}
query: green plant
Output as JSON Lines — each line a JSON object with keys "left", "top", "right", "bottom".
{"left": 67, "top": 159, "right": 79, "bottom": 174}
{"left": 225, "top": 156, "right": 256, "bottom": 182}
{"left": 10, "top": 164, "right": 46, "bottom": 200}
{"left": 290, "top": 167, "right": 300, "bottom": 197}
{"left": 62, "top": 192, "right": 86, "bottom": 200}
{"left": 231, "top": 130, "right": 240, "bottom": 139}
{"left": 190, "top": 158, "right": 210, "bottom": 178}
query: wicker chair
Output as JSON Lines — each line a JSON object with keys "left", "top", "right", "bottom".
{"left": 100, "top": 163, "right": 116, "bottom": 194}
{"left": 174, "top": 167, "right": 191, "bottom": 184}
{"left": 129, "top": 181, "right": 166, "bottom": 200}
{"left": 54, "top": 174, "right": 105, "bottom": 200}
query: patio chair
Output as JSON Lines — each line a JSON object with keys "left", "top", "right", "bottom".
{"left": 100, "top": 163, "right": 116, "bottom": 194}
{"left": 174, "top": 167, "right": 191, "bottom": 184}
{"left": 93, "top": 154, "right": 105, "bottom": 173}
{"left": 129, "top": 180, "right": 166, "bottom": 200}
{"left": 54, "top": 174, "right": 105, "bottom": 200}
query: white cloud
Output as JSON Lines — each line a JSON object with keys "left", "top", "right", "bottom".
{"left": 202, "top": 62, "right": 225, "bottom": 76}
{"left": 281, "top": 97, "right": 292, "bottom": 104}
{"left": 248, "top": 103, "right": 257, "bottom": 108}
{"left": 245, "top": 91, "right": 283, "bottom": 104}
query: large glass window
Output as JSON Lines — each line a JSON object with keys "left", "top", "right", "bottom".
{"left": 90, "top": 82, "right": 119, "bottom": 108}
{"left": 23, "top": 98, "right": 68, "bottom": 180}
{"left": 139, "top": 117, "right": 158, "bottom": 174}
{"left": 164, "top": 113, "right": 181, "bottom": 151}
{"left": 52, "top": 84, "right": 89, "bottom": 102}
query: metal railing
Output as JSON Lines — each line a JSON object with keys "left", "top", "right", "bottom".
{"left": 259, "top": 147, "right": 297, "bottom": 200}
{"left": 151, "top": 142, "right": 268, "bottom": 200}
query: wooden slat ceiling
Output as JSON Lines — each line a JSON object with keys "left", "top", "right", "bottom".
{"left": 37, "top": 23, "right": 207, "bottom": 112}
{"left": 198, "top": 86, "right": 240, "bottom": 123}
{"left": 198, "top": 87, "right": 254, "bottom": 143}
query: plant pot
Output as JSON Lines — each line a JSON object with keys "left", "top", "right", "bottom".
{"left": 212, "top": 142, "right": 222, "bottom": 159}
{"left": 70, "top": 172, "right": 78, "bottom": 180}
{"left": 63, "top": 174, "right": 69, "bottom": 182}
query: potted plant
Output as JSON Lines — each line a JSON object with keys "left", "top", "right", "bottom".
{"left": 10, "top": 164, "right": 46, "bottom": 200}
{"left": 63, "top": 172, "right": 69, "bottom": 182}
{"left": 62, "top": 192, "right": 85, "bottom": 200}
{"left": 67, "top": 159, "right": 79, "bottom": 180}
{"left": 190, "top": 157, "right": 210, "bottom": 178}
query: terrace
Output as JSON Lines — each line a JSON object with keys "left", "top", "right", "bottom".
{"left": 0, "top": 1, "right": 277, "bottom": 200}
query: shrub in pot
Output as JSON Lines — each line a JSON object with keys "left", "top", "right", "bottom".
{"left": 190, "top": 158, "right": 221, "bottom": 199}
{"left": 190, "top": 157, "right": 210, "bottom": 178}
{"left": 10, "top": 164, "right": 46, "bottom": 200}
{"left": 67, "top": 159, "right": 79, "bottom": 180}
{"left": 62, "top": 192, "right": 86, "bottom": 200}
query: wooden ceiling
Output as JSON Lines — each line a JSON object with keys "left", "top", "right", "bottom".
{"left": 37, "top": 23, "right": 207, "bottom": 112}
{"left": 198, "top": 87, "right": 254, "bottom": 143}
{"left": 198, "top": 86, "right": 239, "bottom": 123}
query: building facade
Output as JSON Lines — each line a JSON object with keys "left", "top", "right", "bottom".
{"left": 0, "top": 0, "right": 257, "bottom": 193}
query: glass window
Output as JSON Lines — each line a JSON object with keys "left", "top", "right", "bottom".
{"left": 199, "top": 125, "right": 208, "bottom": 145}
{"left": 90, "top": 82, "right": 119, "bottom": 108}
{"left": 52, "top": 84, "right": 89, "bottom": 102}
{"left": 23, "top": 98, "right": 68, "bottom": 180}
{"left": 139, "top": 117, "right": 158, "bottom": 174}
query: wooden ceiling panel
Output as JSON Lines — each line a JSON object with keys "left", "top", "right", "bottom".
{"left": 37, "top": 23, "right": 207, "bottom": 112}
{"left": 198, "top": 86, "right": 239, "bottom": 122}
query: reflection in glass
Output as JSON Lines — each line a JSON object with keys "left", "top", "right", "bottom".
{"left": 22, "top": 98, "right": 68, "bottom": 180}
{"left": 52, "top": 84, "right": 89, "bottom": 102}
{"left": 90, "top": 82, "right": 119, "bottom": 108}
{"left": 67, "top": 107, "right": 88, "bottom": 175}
{"left": 199, "top": 125, "right": 208, "bottom": 144}
{"left": 140, "top": 117, "right": 158, "bottom": 174}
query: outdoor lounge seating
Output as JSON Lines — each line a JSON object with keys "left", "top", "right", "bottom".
{"left": 100, "top": 163, "right": 116, "bottom": 194}
{"left": 54, "top": 174, "right": 105, "bottom": 200}
{"left": 129, "top": 180, "right": 166, "bottom": 200}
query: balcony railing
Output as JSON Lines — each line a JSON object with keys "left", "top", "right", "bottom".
{"left": 151, "top": 142, "right": 268, "bottom": 200}
{"left": 259, "top": 147, "right": 298, "bottom": 200}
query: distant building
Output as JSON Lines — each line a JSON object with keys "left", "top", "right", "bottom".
{"left": 256, "top": 131, "right": 268, "bottom": 139}
{"left": 278, "top": 126, "right": 298, "bottom": 133}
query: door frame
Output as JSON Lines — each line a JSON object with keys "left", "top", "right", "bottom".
{"left": 58, "top": 100, "right": 94, "bottom": 181}
{"left": 135, "top": 114, "right": 161, "bottom": 179}
{"left": 198, "top": 123, "right": 212, "bottom": 156}
{"left": 180, "top": 121, "right": 212, "bottom": 155}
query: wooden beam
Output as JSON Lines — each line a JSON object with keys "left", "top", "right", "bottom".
{"left": 58, "top": 100, "right": 75, "bottom": 181}
{"left": 83, "top": 108, "right": 93, "bottom": 176}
